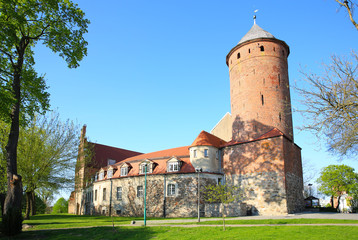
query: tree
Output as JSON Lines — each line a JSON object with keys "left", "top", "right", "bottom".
{"left": 52, "top": 197, "right": 68, "bottom": 214}
{"left": 296, "top": 51, "right": 358, "bottom": 157}
{"left": 0, "top": 0, "right": 89, "bottom": 235}
{"left": 17, "top": 112, "right": 79, "bottom": 219}
{"left": 316, "top": 164, "right": 358, "bottom": 211}
{"left": 335, "top": 0, "right": 358, "bottom": 30}
{"left": 204, "top": 183, "right": 242, "bottom": 231}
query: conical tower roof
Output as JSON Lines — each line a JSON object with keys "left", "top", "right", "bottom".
{"left": 238, "top": 23, "right": 275, "bottom": 45}
{"left": 191, "top": 131, "right": 227, "bottom": 148}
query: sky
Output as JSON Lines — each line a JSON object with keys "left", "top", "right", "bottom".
{"left": 32, "top": 0, "right": 358, "bottom": 199}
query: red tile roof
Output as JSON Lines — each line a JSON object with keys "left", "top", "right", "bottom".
{"left": 90, "top": 142, "right": 142, "bottom": 168}
{"left": 191, "top": 130, "right": 227, "bottom": 148}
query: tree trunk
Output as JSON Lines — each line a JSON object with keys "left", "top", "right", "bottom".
{"left": 31, "top": 191, "right": 36, "bottom": 216}
{"left": 25, "top": 192, "right": 31, "bottom": 220}
{"left": 330, "top": 196, "right": 334, "bottom": 208}
{"left": 2, "top": 41, "right": 26, "bottom": 236}
{"left": 336, "top": 195, "right": 341, "bottom": 212}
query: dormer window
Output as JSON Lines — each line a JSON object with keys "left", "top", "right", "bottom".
{"left": 168, "top": 162, "right": 179, "bottom": 172}
{"left": 121, "top": 167, "right": 128, "bottom": 176}
{"left": 98, "top": 171, "right": 104, "bottom": 180}
{"left": 139, "top": 160, "right": 153, "bottom": 174}
{"left": 167, "top": 157, "right": 182, "bottom": 172}
{"left": 107, "top": 168, "right": 113, "bottom": 178}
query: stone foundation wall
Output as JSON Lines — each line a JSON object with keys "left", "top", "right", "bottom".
{"left": 204, "top": 202, "right": 246, "bottom": 217}
{"left": 81, "top": 173, "right": 246, "bottom": 218}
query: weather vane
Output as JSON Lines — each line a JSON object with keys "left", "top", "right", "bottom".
{"left": 254, "top": 9, "right": 259, "bottom": 24}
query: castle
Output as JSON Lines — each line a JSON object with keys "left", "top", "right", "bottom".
{"left": 68, "top": 21, "right": 304, "bottom": 217}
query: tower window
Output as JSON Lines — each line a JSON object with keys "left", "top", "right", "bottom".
{"left": 273, "top": 47, "right": 276, "bottom": 52}
{"left": 237, "top": 52, "right": 240, "bottom": 59}
{"left": 248, "top": 49, "right": 251, "bottom": 53}
{"left": 260, "top": 46, "right": 264, "bottom": 51}
{"left": 261, "top": 94, "right": 264, "bottom": 105}
{"left": 279, "top": 112, "right": 282, "bottom": 122}
{"left": 263, "top": 78, "right": 265, "bottom": 84}
{"left": 204, "top": 149, "right": 209, "bottom": 157}
{"left": 282, "top": 50, "right": 285, "bottom": 56}
{"left": 278, "top": 74, "right": 281, "bottom": 85}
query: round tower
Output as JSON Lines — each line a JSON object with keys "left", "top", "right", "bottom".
{"left": 226, "top": 22, "right": 293, "bottom": 142}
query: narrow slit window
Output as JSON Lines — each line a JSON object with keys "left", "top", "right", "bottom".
{"left": 237, "top": 52, "right": 240, "bottom": 59}
{"left": 248, "top": 49, "right": 251, "bottom": 53}
{"left": 261, "top": 94, "right": 264, "bottom": 105}
{"left": 279, "top": 113, "right": 282, "bottom": 122}
{"left": 273, "top": 47, "right": 276, "bottom": 52}
{"left": 278, "top": 74, "right": 281, "bottom": 85}
{"left": 260, "top": 46, "right": 264, "bottom": 51}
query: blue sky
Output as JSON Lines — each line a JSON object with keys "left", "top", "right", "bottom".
{"left": 32, "top": 0, "right": 358, "bottom": 198}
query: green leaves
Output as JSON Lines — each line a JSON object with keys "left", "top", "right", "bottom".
{"left": 317, "top": 164, "right": 358, "bottom": 197}
{"left": 0, "top": 0, "right": 90, "bottom": 123}
{"left": 204, "top": 183, "right": 241, "bottom": 204}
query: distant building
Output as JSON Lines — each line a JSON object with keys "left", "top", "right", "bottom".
{"left": 68, "top": 21, "right": 304, "bottom": 217}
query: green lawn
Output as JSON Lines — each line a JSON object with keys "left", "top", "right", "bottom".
{"left": 8, "top": 226, "right": 358, "bottom": 240}
{"left": 166, "top": 218, "right": 358, "bottom": 225}
{"left": 1, "top": 214, "right": 358, "bottom": 239}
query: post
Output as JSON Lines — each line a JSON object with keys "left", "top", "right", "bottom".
{"left": 195, "top": 168, "right": 202, "bottom": 223}
{"left": 144, "top": 164, "right": 147, "bottom": 227}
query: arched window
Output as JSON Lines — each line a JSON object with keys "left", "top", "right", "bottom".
{"left": 237, "top": 52, "right": 241, "bottom": 59}
{"left": 260, "top": 46, "right": 264, "bottom": 51}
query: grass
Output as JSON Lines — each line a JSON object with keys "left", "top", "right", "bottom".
{"left": 1, "top": 214, "right": 358, "bottom": 239}
{"left": 21, "top": 214, "right": 144, "bottom": 230}
{"left": 165, "top": 218, "right": 358, "bottom": 225}
{"left": 7, "top": 226, "right": 358, "bottom": 240}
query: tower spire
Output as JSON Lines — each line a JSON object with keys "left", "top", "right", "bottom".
{"left": 253, "top": 9, "right": 259, "bottom": 25}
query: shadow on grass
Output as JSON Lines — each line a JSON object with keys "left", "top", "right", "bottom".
{"left": 7, "top": 226, "right": 161, "bottom": 240}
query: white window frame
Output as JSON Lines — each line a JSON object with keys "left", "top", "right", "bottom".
{"left": 99, "top": 171, "right": 104, "bottom": 180}
{"left": 167, "top": 184, "right": 176, "bottom": 196}
{"left": 137, "top": 186, "right": 143, "bottom": 197}
{"left": 107, "top": 168, "right": 113, "bottom": 178}
{"left": 204, "top": 149, "right": 209, "bottom": 157}
{"left": 168, "top": 162, "right": 179, "bottom": 172}
{"left": 193, "top": 149, "right": 197, "bottom": 158}
{"left": 121, "top": 167, "right": 128, "bottom": 176}
{"left": 140, "top": 163, "right": 150, "bottom": 174}
{"left": 117, "top": 187, "right": 122, "bottom": 200}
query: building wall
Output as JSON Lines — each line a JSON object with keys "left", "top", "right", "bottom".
{"left": 223, "top": 136, "right": 291, "bottom": 215}
{"left": 227, "top": 39, "right": 293, "bottom": 142}
{"left": 81, "top": 173, "right": 246, "bottom": 217}
{"left": 283, "top": 137, "right": 304, "bottom": 213}
{"left": 190, "top": 146, "right": 221, "bottom": 173}
{"left": 210, "top": 113, "right": 233, "bottom": 142}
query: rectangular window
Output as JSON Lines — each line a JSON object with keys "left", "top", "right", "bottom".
{"left": 193, "top": 150, "right": 197, "bottom": 158}
{"left": 140, "top": 164, "right": 149, "bottom": 174}
{"left": 121, "top": 167, "right": 128, "bottom": 176}
{"left": 218, "top": 178, "right": 222, "bottom": 185}
{"left": 117, "top": 187, "right": 122, "bottom": 200}
{"left": 204, "top": 149, "right": 209, "bottom": 157}
{"left": 95, "top": 190, "right": 97, "bottom": 201}
{"left": 137, "top": 186, "right": 143, "bottom": 197}
{"left": 103, "top": 188, "right": 107, "bottom": 201}
{"left": 167, "top": 184, "right": 176, "bottom": 196}
{"left": 107, "top": 169, "right": 113, "bottom": 178}
{"left": 168, "top": 162, "right": 179, "bottom": 172}
{"left": 99, "top": 172, "right": 104, "bottom": 180}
